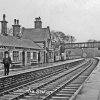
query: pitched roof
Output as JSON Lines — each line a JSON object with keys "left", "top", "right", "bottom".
{"left": 0, "top": 34, "right": 42, "bottom": 50}
{"left": 22, "top": 27, "right": 50, "bottom": 42}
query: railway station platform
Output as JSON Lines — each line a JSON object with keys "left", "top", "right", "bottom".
{"left": 0, "top": 58, "right": 83, "bottom": 77}
{"left": 75, "top": 57, "right": 100, "bottom": 100}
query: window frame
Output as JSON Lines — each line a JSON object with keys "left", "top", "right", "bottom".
{"left": 13, "top": 51, "right": 19, "bottom": 62}
{"left": 33, "top": 52, "right": 37, "bottom": 60}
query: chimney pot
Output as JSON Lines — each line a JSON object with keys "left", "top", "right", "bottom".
{"left": 14, "top": 19, "right": 16, "bottom": 25}
{"left": 47, "top": 26, "right": 49, "bottom": 29}
{"left": 17, "top": 20, "right": 19, "bottom": 25}
{"left": 39, "top": 17, "right": 41, "bottom": 21}
{"left": 3, "top": 14, "right": 6, "bottom": 21}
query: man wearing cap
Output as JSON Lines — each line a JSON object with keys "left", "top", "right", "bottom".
{"left": 3, "top": 51, "right": 12, "bottom": 75}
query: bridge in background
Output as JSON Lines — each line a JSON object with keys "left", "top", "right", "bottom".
{"left": 64, "top": 42, "right": 100, "bottom": 49}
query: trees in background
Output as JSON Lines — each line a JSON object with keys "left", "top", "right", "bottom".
{"left": 65, "top": 35, "right": 76, "bottom": 43}
{"left": 51, "top": 31, "right": 76, "bottom": 43}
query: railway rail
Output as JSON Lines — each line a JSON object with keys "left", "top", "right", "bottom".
{"left": 0, "top": 59, "right": 84, "bottom": 95}
{"left": 0, "top": 58, "right": 96, "bottom": 100}
{"left": 43, "top": 59, "right": 97, "bottom": 100}
{"left": 38, "top": 58, "right": 97, "bottom": 100}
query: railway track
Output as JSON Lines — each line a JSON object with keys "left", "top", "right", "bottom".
{"left": 0, "top": 58, "right": 97, "bottom": 100}
{"left": 43, "top": 59, "right": 96, "bottom": 100}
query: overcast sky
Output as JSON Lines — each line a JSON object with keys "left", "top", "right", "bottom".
{"left": 0, "top": 0, "right": 100, "bottom": 42}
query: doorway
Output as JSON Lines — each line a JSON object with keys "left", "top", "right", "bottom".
{"left": 22, "top": 51, "right": 25, "bottom": 66}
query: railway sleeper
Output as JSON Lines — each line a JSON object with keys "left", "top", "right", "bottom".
{"left": 0, "top": 59, "right": 86, "bottom": 100}
{"left": 51, "top": 96, "right": 70, "bottom": 100}
{"left": 55, "top": 93, "right": 72, "bottom": 97}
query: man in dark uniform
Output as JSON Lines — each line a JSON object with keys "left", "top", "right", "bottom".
{"left": 3, "top": 51, "right": 12, "bottom": 75}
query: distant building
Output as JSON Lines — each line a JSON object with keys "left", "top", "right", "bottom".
{"left": 22, "top": 17, "right": 54, "bottom": 63}
{"left": 0, "top": 14, "right": 42, "bottom": 67}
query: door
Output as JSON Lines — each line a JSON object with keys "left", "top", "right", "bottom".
{"left": 38, "top": 52, "right": 40, "bottom": 63}
{"left": 22, "top": 51, "right": 25, "bottom": 66}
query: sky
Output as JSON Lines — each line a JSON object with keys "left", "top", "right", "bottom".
{"left": 0, "top": 0, "right": 100, "bottom": 42}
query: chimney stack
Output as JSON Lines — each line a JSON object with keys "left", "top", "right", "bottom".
{"left": 12, "top": 19, "right": 21, "bottom": 37}
{"left": 0, "top": 14, "right": 8, "bottom": 35}
{"left": 34, "top": 17, "right": 42, "bottom": 29}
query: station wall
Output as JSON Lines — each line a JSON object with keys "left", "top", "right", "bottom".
{"left": 0, "top": 48, "right": 39, "bottom": 67}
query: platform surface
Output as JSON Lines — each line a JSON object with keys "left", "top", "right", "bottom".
{"left": 0, "top": 58, "right": 83, "bottom": 78}
{"left": 75, "top": 57, "right": 100, "bottom": 100}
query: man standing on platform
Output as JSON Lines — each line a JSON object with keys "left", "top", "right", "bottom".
{"left": 3, "top": 51, "right": 12, "bottom": 75}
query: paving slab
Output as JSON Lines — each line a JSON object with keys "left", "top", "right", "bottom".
{"left": 75, "top": 57, "right": 100, "bottom": 100}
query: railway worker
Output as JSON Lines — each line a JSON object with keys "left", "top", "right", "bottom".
{"left": 3, "top": 51, "right": 12, "bottom": 76}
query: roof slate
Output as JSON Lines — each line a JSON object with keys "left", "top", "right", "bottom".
{"left": 0, "top": 34, "right": 42, "bottom": 50}
{"left": 22, "top": 28, "right": 50, "bottom": 42}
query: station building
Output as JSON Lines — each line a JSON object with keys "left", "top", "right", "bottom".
{"left": 0, "top": 14, "right": 42, "bottom": 67}
{"left": 22, "top": 17, "right": 54, "bottom": 63}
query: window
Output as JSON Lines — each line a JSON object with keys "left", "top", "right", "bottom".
{"left": 33, "top": 52, "right": 37, "bottom": 60}
{"left": 10, "top": 52, "right": 13, "bottom": 61}
{"left": 31, "top": 52, "right": 33, "bottom": 59}
{"left": 19, "top": 51, "right": 22, "bottom": 60}
{"left": 13, "top": 51, "right": 19, "bottom": 62}
{"left": 0, "top": 52, "right": 3, "bottom": 60}
{"left": 27, "top": 52, "right": 31, "bottom": 63}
